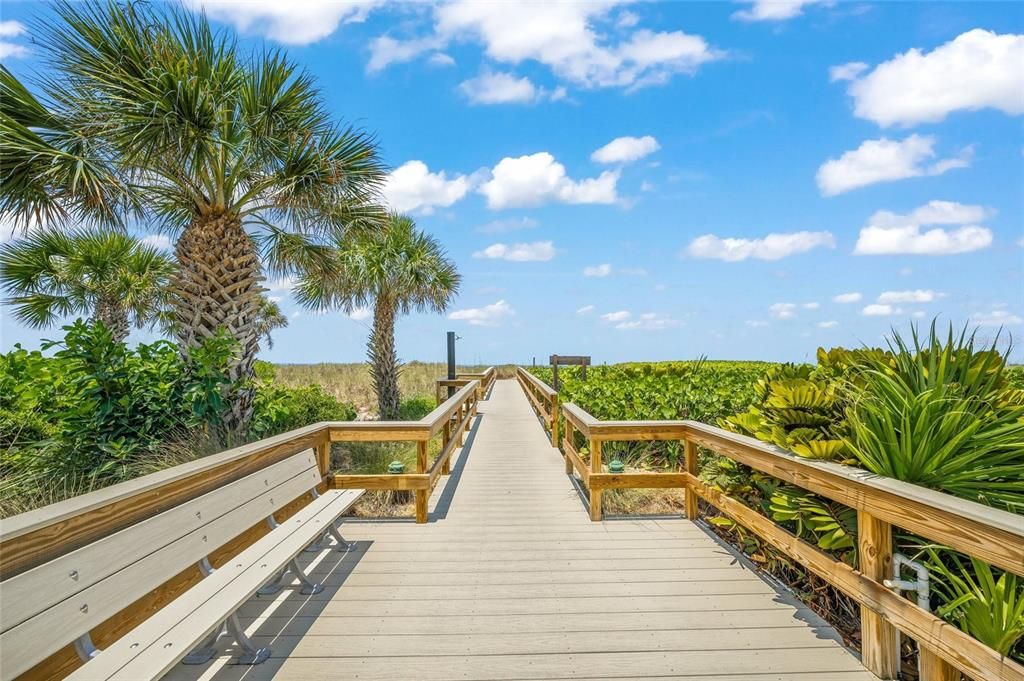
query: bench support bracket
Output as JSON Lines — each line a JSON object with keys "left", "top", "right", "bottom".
{"left": 304, "top": 489, "right": 354, "bottom": 553}
{"left": 74, "top": 633, "right": 100, "bottom": 662}
{"left": 182, "top": 614, "right": 271, "bottom": 666}
{"left": 257, "top": 557, "right": 324, "bottom": 596}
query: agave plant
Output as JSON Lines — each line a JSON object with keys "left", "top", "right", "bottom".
{"left": 0, "top": 1, "right": 385, "bottom": 435}
{"left": 844, "top": 324, "right": 1024, "bottom": 513}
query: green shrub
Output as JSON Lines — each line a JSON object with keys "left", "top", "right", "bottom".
{"left": 398, "top": 395, "right": 435, "bottom": 420}
{"left": 250, "top": 362, "right": 356, "bottom": 438}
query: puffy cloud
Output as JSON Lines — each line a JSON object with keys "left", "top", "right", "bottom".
{"left": 601, "top": 310, "right": 632, "bottom": 322}
{"left": 591, "top": 135, "right": 660, "bottom": 164}
{"left": 428, "top": 52, "right": 456, "bottom": 67}
{"left": 732, "top": 0, "right": 824, "bottom": 22}
{"left": 459, "top": 70, "right": 541, "bottom": 105}
{"left": 0, "top": 20, "right": 28, "bottom": 59}
{"left": 141, "top": 234, "right": 173, "bottom": 251}
{"left": 686, "top": 231, "right": 835, "bottom": 261}
{"left": 369, "top": 2, "right": 721, "bottom": 91}
{"left": 479, "top": 152, "right": 619, "bottom": 209}
{"left": 862, "top": 304, "right": 902, "bottom": 316}
{"left": 472, "top": 241, "right": 556, "bottom": 262}
{"left": 971, "top": 309, "right": 1023, "bottom": 326}
{"left": 348, "top": 307, "right": 372, "bottom": 321}
{"left": 877, "top": 289, "right": 945, "bottom": 304}
{"left": 829, "top": 61, "right": 868, "bottom": 82}
{"left": 802, "top": 302, "right": 820, "bottom": 310}
{"left": 382, "top": 160, "right": 472, "bottom": 214}
{"left": 476, "top": 217, "right": 539, "bottom": 234}
{"left": 448, "top": 299, "right": 515, "bottom": 326}
{"left": 816, "top": 135, "right": 971, "bottom": 196}
{"left": 583, "top": 263, "right": 612, "bottom": 277}
{"left": 833, "top": 292, "right": 863, "bottom": 304}
{"left": 837, "top": 29, "right": 1024, "bottom": 127}
{"left": 817, "top": 320, "right": 839, "bottom": 328}
{"left": 614, "top": 312, "right": 680, "bottom": 330}
{"left": 854, "top": 200, "right": 994, "bottom": 256}
{"left": 576, "top": 305, "right": 595, "bottom": 315}
{"left": 265, "top": 276, "right": 297, "bottom": 293}
{"left": 769, "top": 303, "right": 798, "bottom": 320}
{"left": 189, "top": 0, "right": 382, "bottom": 44}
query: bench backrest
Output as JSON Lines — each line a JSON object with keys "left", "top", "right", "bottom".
{"left": 0, "top": 448, "right": 320, "bottom": 680}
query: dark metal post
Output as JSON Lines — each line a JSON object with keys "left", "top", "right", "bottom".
{"left": 446, "top": 331, "right": 456, "bottom": 398}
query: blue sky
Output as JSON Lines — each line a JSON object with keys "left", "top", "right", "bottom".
{"left": 1, "top": 1, "right": 1022, "bottom": 365}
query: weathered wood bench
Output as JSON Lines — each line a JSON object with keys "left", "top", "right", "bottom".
{"left": 0, "top": 448, "right": 363, "bottom": 680}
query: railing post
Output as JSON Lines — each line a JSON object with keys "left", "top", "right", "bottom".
{"left": 919, "top": 649, "right": 960, "bottom": 681}
{"left": 550, "top": 393, "right": 559, "bottom": 448}
{"left": 684, "top": 438, "right": 699, "bottom": 521}
{"left": 458, "top": 403, "right": 466, "bottom": 447}
{"left": 441, "top": 417, "right": 452, "bottom": 476}
{"left": 589, "top": 439, "right": 602, "bottom": 521}
{"left": 415, "top": 440, "right": 429, "bottom": 524}
{"left": 858, "top": 510, "right": 900, "bottom": 679}
{"left": 563, "top": 419, "right": 574, "bottom": 475}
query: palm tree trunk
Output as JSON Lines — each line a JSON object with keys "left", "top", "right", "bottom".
{"left": 368, "top": 297, "right": 401, "bottom": 420}
{"left": 172, "top": 213, "right": 263, "bottom": 438}
{"left": 94, "top": 294, "right": 129, "bottom": 343}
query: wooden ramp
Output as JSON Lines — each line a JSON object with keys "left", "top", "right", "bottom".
{"left": 165, "top": 379, "right": 876, "bottom": 681}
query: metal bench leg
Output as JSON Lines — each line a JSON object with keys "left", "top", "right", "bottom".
{"left": 182, "top": 622, "right": 227, "bottom": 664}
{"left": 226, "top": 613, "right": 272, "bottom": 665}
{"left": 74, "top": 633, "right": 100, "bottom": 662}
{"left": 305, "top": 521, "right": 354, "bottom": 553}
{"left": 257, "top": 557, "right": 324, "bottom": 596}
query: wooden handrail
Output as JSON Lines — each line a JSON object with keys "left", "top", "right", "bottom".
{"left": 515, "top": 367, "right": 559, "bottom": 447}
{"left": 435, "top": 366, "right": 495, "bottom": 402}
{"left": 554, "top": 399, "right": 1024, "bottom": 681}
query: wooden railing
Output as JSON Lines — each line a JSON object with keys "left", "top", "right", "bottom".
{"left": 434, "top": 366, "right": 496, "bottom": 403}
{"left": 554, "top": 397, "right": 1024, "bottom": 681}
{"left": 516, "top": 367, "right": 559, "bottom": 446}
{"left": 330, "top": 379, "right": 479, "bottom": 523}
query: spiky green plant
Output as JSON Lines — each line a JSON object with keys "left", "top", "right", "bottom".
{"left": 295, "top": 214, "right": 460, "bottom": 420}
{"left": 0, "top": 229, "right": 173, "bottom": 341}
{"left": 845, "top": 324, "right": 1024, "bottom": 512}
{"left": 0, "top": 1, "right": 385, "bottom": 435}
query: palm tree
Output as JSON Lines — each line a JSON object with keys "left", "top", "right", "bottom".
{"left": 0, "top": 1, "right": 385, "bottom": 435}
{"left": 296, "top": 214, "right": 461, "bottom": 420}
{"left": 0, "top": 229, "right": 173, "bottom": 342}
{"left": 253, "top": 296, "right": 289, "bottom": 350}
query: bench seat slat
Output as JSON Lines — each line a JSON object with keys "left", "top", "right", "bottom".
{"left": 67, "top": 489, "right": 363, "bottom": 681}
{"left": 0, "top": 455, "right": 321, "bottom": 681}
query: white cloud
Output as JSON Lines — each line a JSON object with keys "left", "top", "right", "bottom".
{"left": 449, "top": 299, "right": 515, "bottom": 326}
{"left": 838, "top": 29, "right": 1024, "bottom": 127}
{"left": 591, "top": 135, "right": 660, "bottom": 164}
{"left": 877, "top": 289, "right": 945, "bottom": 304}
{"left": 971, "top": 309, "right": 1024, "bottom": 326}
{"left": 601, "top": 310, "right": 632, "bottom": 322}
{"left": 576, "top": 305, "right": 595, "bottom": 315}
{"left": 817, "top": 320, "right": 839, "bottom": 328}
{"left": 583, "top": 263, "right": 612, "bottom": 277}
{"left": 829, "top": 61, "right": 868, "bottom": 82}
{"left": 686, "top": 231, "right": 835, "bottom": 261}
{"left": 476, "top": 217, "right": 539, "bottom": 234}
{"left": 190, "top": 0, "right": 382, "bottom": 44}
{"left": 479, "top": 152, "right": 619, "bottom": 209}
{"left": 640, "top": 180, "right": 655, "bottom": 192}
{"left": 0, "top": 20, "right": 27, "bottom": 58}
{"left": 833, "top": 292, "right": 863, "bottom": 304}
{"left": 615, "top": 312, "right": 680, "bottom": 330}
{"left": 769, "top": 303, "right": 798, "bottom": 320}
{"left": 369, "top": 2, "right": 722, "bottom": 91}
{"left": 746, "top": 320, "right": 769, "bottom": 328}
{"left": 141, "top": 234, "right": 173, "bottom": 251}
{"left": 802, "top": 302, "right": 820, "bottom": 310}
{"left": 428, "top": 52, "right": 456, "bottom": 67}
{"left": 459, "top": 70, "right": 541, "bottom": 105}
{"left": 348, "top": 307, "right": 372, "bottom": 321}
{"left": 472, "top": 241, "right": 556, "bottom": 262}
{"left": 265, "top": 276, "right": 297, "bottom": 293}
{"left": 862, "top": 304, "right": 902, "bottom": 316}
{"left": 732, "top": 0, "right": 824, "bottom": 22}
{"left": 816, "top": 135, "right": 971, "bottom": 196}
{"left": 382, "top": 160, "right": 472, "bottom": 214}
{"left": 854, "top": 200, "right": 994, "bottom": 256}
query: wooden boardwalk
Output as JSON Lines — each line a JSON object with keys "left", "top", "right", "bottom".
{"left": 166, "top": 379, "right": 876, "bottom": 681}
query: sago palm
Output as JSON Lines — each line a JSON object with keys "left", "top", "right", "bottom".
{"left": 295, "top": 214, "right": 460, "bottom": 420}
{"left": 0, "top": 1, "right": 385, "bottom": 434}
{"left": 0, "top": 229, "right": 173, "bottom": 342}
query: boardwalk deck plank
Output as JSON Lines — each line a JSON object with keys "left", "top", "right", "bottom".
{"left": 163, "top": 379, "right": 876, "bottom": 681}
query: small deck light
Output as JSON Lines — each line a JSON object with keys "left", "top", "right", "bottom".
{"left": 387, "top": 461, "right": 405, "bottom": 474}
{"left": 608, "top": 459, "right": 625, "bottom": 474}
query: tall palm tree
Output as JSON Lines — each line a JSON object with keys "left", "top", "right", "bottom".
{"left": 0, "top": 1, "right": 385, "bottom": 435}
{"left": 296, "top": 214, "right": 461, "bottom": 420}
{"left": 0, "top": 229, "right": 173, "bottom": 342}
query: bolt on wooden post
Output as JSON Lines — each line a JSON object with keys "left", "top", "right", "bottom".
{"left": 858, "top": 510, "right": 900, "bottom": 679}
